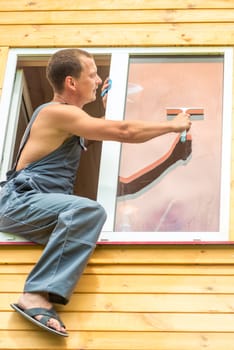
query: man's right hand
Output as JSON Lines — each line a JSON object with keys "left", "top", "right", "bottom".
{"left": 171, "top": 112, "right": 191, "bottom": 132}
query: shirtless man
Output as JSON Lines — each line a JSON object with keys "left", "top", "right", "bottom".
{"left": 0, "top": 49, "right": 191, "bottom": 336}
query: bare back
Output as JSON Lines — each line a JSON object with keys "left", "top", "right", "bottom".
{"left": 16, "top": 104, "right": 71, "bottom": 171}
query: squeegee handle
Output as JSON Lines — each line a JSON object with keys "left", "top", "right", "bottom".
{"left": 180, "top": 130, "right": 187, "bottom": 143}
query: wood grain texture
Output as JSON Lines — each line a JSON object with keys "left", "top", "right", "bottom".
{"left": 0, "top": 0, "right": 234, "bottom": 11}
{"left": 1, "top": 247, "right": 234, "bottom": 348}
{"left": 0, "top": 9, "right": 233, "bottom": 25}
{"left": 0, "top": 23, "right": 233, "bottom": 47}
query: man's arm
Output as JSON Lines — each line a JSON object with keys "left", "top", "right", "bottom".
{"left": 40, "top": 104, "right": 191, "bottom": 144}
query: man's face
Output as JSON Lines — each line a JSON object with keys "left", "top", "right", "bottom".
{"left": 75, "top": 55, "right": 102, "bottom": 105}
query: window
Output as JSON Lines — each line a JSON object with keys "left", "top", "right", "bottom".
{"left": 0, "top": 48, "right": 232, "bottom": 244}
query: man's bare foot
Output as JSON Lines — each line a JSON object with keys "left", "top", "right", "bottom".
{"left": 17, "top": 292, "right": 67, "bottom": 334}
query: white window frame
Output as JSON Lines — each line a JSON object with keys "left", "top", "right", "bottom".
{"left": 0, "top": 47, "right": 233, "bottom": 244}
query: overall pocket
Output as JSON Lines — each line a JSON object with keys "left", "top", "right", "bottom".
{"left": 13, "top": 172, "right": 37, "bottom": 193}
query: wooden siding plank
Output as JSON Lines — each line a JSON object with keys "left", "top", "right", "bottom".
{"left": 50, "top": 293, "right": 234, "bottom": 313}
{"left": 3, "top": 245, "right": 234, "bottom": 264}
{"left": 75, "top": 274, "right": 234, "bottom": 293}
{"left": 2, "top": 331, "right": 234, "bottom": 350}
{"left": 92, "top": 246, "right": 234, "bottom": 264}
{"left": 2, "top": 274, "right": 234, "bottom": 293}
{"left": 0, "top": 9, "right": 234, "bottom": 25}
{"left": 0, "top": 331, "right": 234, "bottom": 350}
{"left": 0, "top": 23, "right": 233, "bottom": 47}
{"left": 2, "top": 292, "right": 234, "bottom": 313}
{"left": 4, "top": 311, "right": 234, "bottom": 332}
{"left": 0, "top": 0, "right": 234, "bottom": 11}
{"left": 2, "top": 263, "right": 234, "bottom": 275}
{"left": 84, "top": 264, "right": 234, "bottom": 275}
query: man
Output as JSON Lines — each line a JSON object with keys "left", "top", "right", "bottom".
{"left": 0, "top": 49, "right": 191, "bottom": 336}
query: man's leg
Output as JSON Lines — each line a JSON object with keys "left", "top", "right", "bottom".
{"left": 0, "top": 190, "right": 106, "bottom": 334}
{"left": 22, "top": 192, "right": 107, "bottom": 304}
{"left": 1, "top": 191, "right": 106, "bottom": 302}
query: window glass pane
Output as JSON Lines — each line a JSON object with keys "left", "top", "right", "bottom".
{"left": 115, "top": 55, "right": 224, "bottom": 233}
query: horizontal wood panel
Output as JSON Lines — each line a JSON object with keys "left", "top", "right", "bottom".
{"left": 52, "top": 292, "right": 234, "bottom": 313}
{"left": 75, "top": 274, "right": 234, "bottom": 293}
{"left": 4, "top": 311, "right": 234, "bottom": 332}
{"left": 0, "top": 9, "right": 233, "bottom": 25}
{"left": 2, "top": 245, "right": 234, "bottom": 264}
{"left": 1, "top": 263, "right": 234, "bottom": 275}
{"left": 0, "top": 23, "right": 233, "bottom": 46}
{"left": 0, "top": 0, "right": 233, "bottom": 11}
{"left": 92, "top": 246, "right": 234, "bottom": 264}
{"left": 2, "top": 274, "right": 234, "bottom": 293}
{"left": 2, "top": 331, "right": 234, "bottom": 350}
{"left": 1, "top": 292, "right": 234, "bottom": 313}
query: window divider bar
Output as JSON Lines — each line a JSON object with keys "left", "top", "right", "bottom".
{"left": 97, "top": 52, "right": 129, "bottom": 235}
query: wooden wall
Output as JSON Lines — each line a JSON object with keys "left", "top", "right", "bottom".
{"left": 1, "top": 1, "right": 234, "bottom": 349}
{"left": 0, "top": 0, "right": 233, "bottom": 47}
{"left": 0, "top": 246, "right": 234, "bottom": 350}
{"left": 3, "top": 244, "right": 234, "bottom": 350}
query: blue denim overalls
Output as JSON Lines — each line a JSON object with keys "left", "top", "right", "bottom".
{"left": 0, "top": 103, "right": 107, "bottom": 304}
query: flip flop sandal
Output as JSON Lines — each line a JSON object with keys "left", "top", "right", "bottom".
{"left": 10, "top": 303, "right": 68, "bottom": 337}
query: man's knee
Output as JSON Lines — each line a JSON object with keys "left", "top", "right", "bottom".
{"left": 86, "top": 199, "right": 107, "bottom": 223}
{"left": 60, "top": 197, "right": 107, "bottom": 226}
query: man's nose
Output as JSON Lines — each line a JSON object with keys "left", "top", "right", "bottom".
{"left": 97, "top": 75, "right": 102, "bottom": 85}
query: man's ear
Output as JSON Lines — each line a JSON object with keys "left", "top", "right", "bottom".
{"left": 65, "top": 76, "right": 76, "bottom": 90}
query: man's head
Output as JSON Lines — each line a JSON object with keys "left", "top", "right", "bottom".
{"left": 46, "top": 49, "right": 93, "bottom": 93}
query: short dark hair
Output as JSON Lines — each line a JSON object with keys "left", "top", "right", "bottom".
{"left": 46, "top": 48, "right": 93, "bottom": 92}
